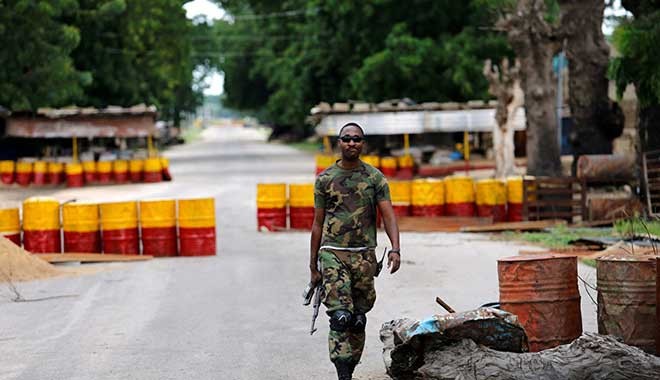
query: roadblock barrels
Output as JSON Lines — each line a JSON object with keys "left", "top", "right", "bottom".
{"left": 445, "top": 176, "right": 475, "bottom": 217}
{"left": 82, "top": 160, "right": 97, "bottom": 184}
{"left": 289, "top": 183, "right": 315, "bottom": 230}
{"left": 257, "top": 183, "right": 287, "bottom": 231}
{"left": 315, "top": 154, "right": 335, "bottom": 175}
{"left": 22, "top": 197, "right": 61, "bottom": 253}
{"left": 476, "top": 179, "right": 507, "bottom": 222}
{"left": 113, "top": 160, "right": 129, "bottom": 183}
{"left": 32, "top": 161, "right": 48, "bottom": 186}
{"left": 0, "top": 207, "right": 20, "bottom": 245}
{"left": 178, "top": 198, "right": 216, "bottom": 256}
{"left": 100, "top": 201, "right": 139, "bottom": 254}
{"left": 15, "top": 161, "right": 32, "bottom": 186}
{"left": 97, "top": 160, "right": 113, "bottom": 184}
{"left": 65, "top": 162, "right": 84, "bottom": 187}
{"left": 0, "top": 160, "right": 14, "bottom": 185}
{"left": 389, "top": 180, "right": 412, "bottom": 218}
{"left": 361, "top": 155, "right": 380, "bottom": 170}
{"left": 129, "top": 159, "right": 144, "bottom": 182}
{"left": 597, "top": 255, "right": 657, "bottom": 354}
{"left": 143, "top": 157, "right": 162, "bottom": 183}
{"left": 62, "top": 202, "right": 100, "bottom": 253}
{"left": 507, "top": 176, "right": 524, "bottom": 221}
{"left": 161, "top": 157, "right": 172, "bottom": 181}
{"left": 498, "top": 254, "right": 582, "bottom": 352}
{"left": 47, "top": 162, "right": 64, "bottom": 185}
{"left": 381, "top": 157, "right": 397, "bottom": 177}
{"left": 411, "top": 179, "right": 444, "bottom": 216}
{"left": 397, "top": 155, "right": 414, "bottom": 179}
{"left": 140, "top": 199, "right": 177, "bottom": 257}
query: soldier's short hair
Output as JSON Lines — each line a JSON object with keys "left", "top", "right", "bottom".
{"left": 338, "top": 122, "right": 365, "bottom": 137}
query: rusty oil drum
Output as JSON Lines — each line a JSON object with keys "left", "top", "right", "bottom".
{"left": 498, "top": 254, "right": 582, "bottom": 352}
{"left": 597, "top": 255, "right": 657, "bottom": 354}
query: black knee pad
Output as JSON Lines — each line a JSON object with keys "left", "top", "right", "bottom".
{"left": 350, "top": 313, "right": 367, "bottom": 332}
{"left": 329, "top": 310, "right": 352, "bottom": 332}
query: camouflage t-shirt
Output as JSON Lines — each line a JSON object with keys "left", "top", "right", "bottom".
{"left": 314, "top": 160, "right": 391, "bottom": 248}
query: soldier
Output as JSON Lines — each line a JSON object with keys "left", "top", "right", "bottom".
{"left": 309, "top": 122, "right": 401, "bottom": 380}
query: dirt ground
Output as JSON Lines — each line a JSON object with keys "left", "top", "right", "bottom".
{"left": 0, "top": 125, "right": 597, "bottom": 380}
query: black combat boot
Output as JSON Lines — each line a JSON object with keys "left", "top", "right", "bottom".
{"left": 334, "top": 360, "right": 353, "bottom": 380}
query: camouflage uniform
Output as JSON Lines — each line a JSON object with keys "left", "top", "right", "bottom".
{"left": 314, "top": 161, "right": 390, "bottom": 365}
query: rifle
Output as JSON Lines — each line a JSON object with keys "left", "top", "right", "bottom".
{"left": 303, "top": 281, "right": 323, "bottom": 335}
{"left": 374, "top": 247, "right": 387, "bottom": 277}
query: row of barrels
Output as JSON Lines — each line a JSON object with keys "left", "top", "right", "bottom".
{"left": 0, "top": 158, "right": 171, "bottom": 188}
{"left": 0, "top": 197, "right": 215, "bottom": 256}
{"left": 315, "top": 154, "right": 414, "bottom": 178}
{"left": 255, "top": 177, "right": 526, "bottom": 231}
{"left": 499, "top": 254, "right": 658, "bottom": 355}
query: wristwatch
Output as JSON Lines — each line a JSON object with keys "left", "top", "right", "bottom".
{"left": 389, "top": 249, "right": 400, "bottom": 255}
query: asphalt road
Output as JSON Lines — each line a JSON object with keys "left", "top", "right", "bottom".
{"left": 0, "top": 126, "right": 597, "bottom": 380}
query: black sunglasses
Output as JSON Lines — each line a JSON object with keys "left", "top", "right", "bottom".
{"left": 339, "top": 135, "right": 364, "bottom": 143}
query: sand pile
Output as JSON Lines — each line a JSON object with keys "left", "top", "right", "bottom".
{"left": 0, "top": 236, "right": 64, "bottom": 282}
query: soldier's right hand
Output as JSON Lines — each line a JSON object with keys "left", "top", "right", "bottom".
{"left": 310, "top": 268, "right": 322, "bottom": 286}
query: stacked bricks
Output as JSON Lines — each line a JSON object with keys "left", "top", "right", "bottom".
{"left": 507, "top": 176, "right": 524, "bottom": 222}
{"left": 47, "top": 162, "right": 64, "bottom": 185}
{"left": 315, "top": 154, "right": 336, "bottom": 175}
{"left": 476, "top": 179, "right": 507, "bottom": 223}
{"left": 289, "top": 183, "right": 315, "bottom": 230}
{"left": 66, "top": 163, "right": 84, "bottom": 188}
{"left": 33, "top": 161, "right": 48, "bottom": 186}
{"left": 100, "top": 201, "right": 139, "bottom": 254}
{"left": 380, "top": 157, "right": 397, "bottom": 177}
{"left": 361, "top": 155, "right": 381, "bottom": 170}
{"left": 62, "top": 202, "right": 101, "bottom": 253}
{"left": 411, "top": 179, "right": 444, "bottom": 216}
{"left": 397, "top": 155, "right": 414, "bottom": 179}
{"left": 0, "top": 207, "right": 21, "bottom": 245}
{"left": 389, "top": 180, "right": 412, "bottom": 218}
{"left": 257, "top": 183, "right": 287, "bottom": 231}
{"left": 82, "top": 160, "right": 97, "bottom": 184}
{"left": 161, "top": 157, "right": 172, "bottom": 181}
{"left": 22, "top": 197, "right": 61, "bottom": 253}
{"left": 445, "top": 175, "right": 475, "bottom": 217}
{"left": 143, "top": 157, "right": 162, "bottom": 183}
{"left": 0, "top": 160, "right": 14, "bottom": 184}
{"left": 97, "top": 161, "right": 113, "bottom": 184}
{"left": 140, "top": 199, "right": 177, "bottom": 257}
{"left": 113, "top": 160, "right": 129, "bottom": 184}
{"left": 15, "top": 161, "right": 32, "bottom": 186}
{"left": 178, "top": 198, "right": 216, "bottom": 256}
{"left": 129, "top": 159, "right": 144, "bottom": 182}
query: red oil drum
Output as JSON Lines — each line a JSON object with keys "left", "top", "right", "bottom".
{"left": 47, "top": 162, "right": 64, "bottom": 185}
{"left": 82, "top": 160, "right": 97, "bottom": 184}
{"left": 100, "top": 201, "right": 139, "bottom": 254}
{"left": 65, "top": 163, "right": 84, "bottom": 188}
{"left": 23, "top": 197, "right": 61, "bottom": 253}
{"left": 380, "top": 157, "right": 397, "bottom": 177}
{"left": 498, "top": 254, "right": 582, "bottom": 352}
{"left": 140, "top": 199, "right": 177, "bottom": 257}
{"left": 32, "top": 161, "right": 48, "bottom": 186}
{"left": 389, "top": 180, "right": 411, "bottom": 218}
{"left": 597, "top": 255, "right": 657, "bottom": 354}
{"left": 15, "top": 161, "right": 32, "bottom": 186}
{"left": 411, "top": 179, "right": 444, "bottom": 217}
{"left": 289, "top": 183, "right": 315, "bottom": 230}
{"left": 178, "top": 198, "right": 216, "bottom": 256}
{"left": 97, "top": 161, "right": 113, "bottom": 184}
{"left": 143, "top": 158, "right": 162, "bottom": 183}
{"left": 62, "top": 202, "right": 100, "bottom": 253}
{"left": 161, "top": 157, "right": 172, "bottom": 181}
{"left": 0, "top": 207, "right": 21, "bottom": 245}
{"left": 476, "top": 179, "right": 507, "bottom": 222}
{"left": 0, "top": 160, "right": 15, "bottom": 185}
{"left": 507, "top": 176, "right": 523, "bottom": 221}
{"left": 113, "top": 160, "right": 129, "bottom": 183}
{"left": 129, "top": 159, "right": 144, "bottom": 182}
{"left": 257, "top": 183, "right": 287, "bottom": 231}
{"left": 397, "top": 155, "right": 414, "bottom": 179}
{"left": 445, "top": 176, "right": 475, "bottom": 217}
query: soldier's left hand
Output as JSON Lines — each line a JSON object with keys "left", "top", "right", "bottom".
{"left": 388, "top": 251, "right": 400, "bottom": 274}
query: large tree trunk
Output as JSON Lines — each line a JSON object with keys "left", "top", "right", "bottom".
{"left": 558, "top": 0, "right": 625, "bottom": 169}
{"left": 500, "top": 0, "right": 562, "bottom": 176}
{"left": 640, "top": 105, "right": 660, "bottom": 151}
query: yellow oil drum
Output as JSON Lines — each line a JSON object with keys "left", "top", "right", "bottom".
{"left": 23, "top": 197, "right": 60, "bottom": 253}
{"left": 100, "top": 201, "right": 139, "bottom": 254}
{"left": 445, "top": 175, "right": 475, "bottom": 217}
{"left": 113, "top": 160, "right": 129, "bottom": 183}
{"left": 0, "top": 207, "right": 20, "bottom": 245}
{"left": 129, "top": 159, "right": 144, "bottom": 182}
{"left": 257, "top": 183, "right": 287, "bottom": 231}
{"left": 507, "top": 176, "right": 524, "bottom": 222}
{"left": 82, "top": 160, "right": 97, "bottom": 183}
{"left": 15, "top": 161, "right": 32, "bottom": 187}
{"left": 289, "top": 183, "right": 315, "bottom": 230}
{"left": 62, "top": 202, "right": 100, "bottom": 253}
{"left": 0, "top": 160, "right": 15, "bottom": 185}
{"left": 389, "top": 180, "right": 412, "bottom": 217}
{"left": 381, "top": 156, "right": 397, "bottom": 177}
{"left": 397, "top": 155, "right": 414, "bottom": 179}
{"left": 178, "top": 198, "right": 216, "bottom": 256}
{"left": 411, "top": 179, "right": 444, "bottom": 216}
{"left": 97, "top": 161, "right": 113, "bottom": 184}
{"left": 143, "top": 157, "right": 162, "bottom": 183}
{"left": 361, "top": 155, "right": 381, "bottom": 169}
{"left": 33, "top": 161, "right": 48, "bottom": 186}
{"left": 315, "top": 154, "right": 336, "bottom": 175}
{"left": 47, "top": 162, "right": 64, "bottom": 185}
{"left": 476, "top": 179, "right": 507, "bottom": 223}
{"left": 140, "top": 199, "right": 177, "bottom": 257}
{"left": 65, "top": 162, "right": 84, "bottom": 188}
{"left": 160, "top": 157, "right": 172, "bottom": 181}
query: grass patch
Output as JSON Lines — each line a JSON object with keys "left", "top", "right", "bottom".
{"left": 181, "top": 127, "right": 203, "bottom": 143}
{"left": 502, "top": 225, "right": 613, "bottom": 249}
{"left": 286, "top": 141, "right": 323, "bottom": 153}
{"left": 613, "top": 218, "right": 660, "bottom": 238}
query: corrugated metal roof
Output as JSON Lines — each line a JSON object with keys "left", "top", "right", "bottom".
{"left": 29, "top": 104, "right": 157, "bottom": 119}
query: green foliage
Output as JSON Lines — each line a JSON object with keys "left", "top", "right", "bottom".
{"left": 503, "top": 225, "right": 612, "bottom": 248}
{"left": 614, "top": 217, "right": 660, "bottom": 238}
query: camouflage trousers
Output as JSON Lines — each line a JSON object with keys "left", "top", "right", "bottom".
{"left": 319, "top": 248, "right": 377, "bottom": 364}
